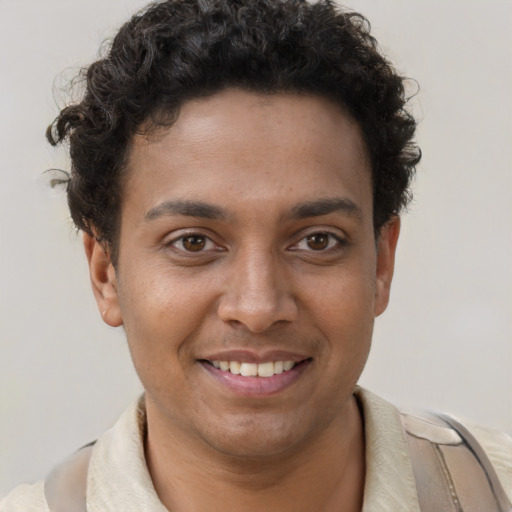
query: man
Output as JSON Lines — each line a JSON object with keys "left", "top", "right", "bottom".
{"left": 2, "top": 0, "right": 511, "bottom": 511}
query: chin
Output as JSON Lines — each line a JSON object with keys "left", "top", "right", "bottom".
{"left": 198, "top": 412, "right": 315, "bottom": 459}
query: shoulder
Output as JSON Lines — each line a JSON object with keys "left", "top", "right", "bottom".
{"left": 461, "top": 419, "right": 512, "bottom": 500}
{"left": 402, "top": 407, "right": 512, "bottom": 505}
{"left": 355, "top": 387, "right": 512, "bottom": 507}
{"left": 0, "top": 481, "right": 49, "bottom": 512}
{"left": 1, "top": 397, "right": 148, "bottom": 512}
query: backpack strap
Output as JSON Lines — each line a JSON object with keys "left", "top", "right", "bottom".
{"left": 42, "top": 414, "right": 512, "bottom": 512}
{"left": 401, "top": 411, "right": 512, "bottom": 512}
{"left": 44, "top": 442, "right": 95, "bottom": 512}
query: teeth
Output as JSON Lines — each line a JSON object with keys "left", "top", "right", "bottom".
{"left": 257, "top": 362, "right": 274, "bottom": 377}
{"left": 274, "top": 361, "right": 284, "bottom": 374}
{"left": 211, "top": 360, "right": 297, "bottom": 377}
{"left": 229, "top": 361, "right": 241, "bottom": 375}
{"left": 240, "top": 362, "right": 258, "bottom": 376}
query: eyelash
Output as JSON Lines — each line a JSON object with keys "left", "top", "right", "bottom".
{"left": 166, "top": 230, "right": 346, "bottom": 255}
{"left": 167, "top": 232, "right": 220, "bottom": 253}
{"left": 289, "top": 232, "right": 346, "bottom": 252}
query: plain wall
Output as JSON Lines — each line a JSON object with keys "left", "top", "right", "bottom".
{"left": 1, "top": 0, "right": 510, "bottom": 494}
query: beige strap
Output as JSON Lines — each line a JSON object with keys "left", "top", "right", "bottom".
{"left": 44, "top": 443, "right": 94, "bottom": 512}
{"left": 402, "top": 412, "right": 512, "bottom": 512}
{"left": 44, "top": 414, "right": 511, "bottom": 512}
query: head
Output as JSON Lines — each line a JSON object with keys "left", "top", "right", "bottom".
{"left": 48, "top": 0, "right": 420, "bottom": 265}
{"left": 48, "top": 0, "right": 420, "bottom": 459}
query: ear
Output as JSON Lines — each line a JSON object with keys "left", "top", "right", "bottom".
{"left": 374, "top": 216, "right": 401, "bottom": 317}
{"left": 83, "top": 232, "right": 123, "bottom": 327}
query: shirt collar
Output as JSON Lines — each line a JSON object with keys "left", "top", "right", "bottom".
{"left": 87, "top": 389, "right": 420, "bottom": 511}
{"left": 355, "top": 387, "right": 421, "bottom": 512}
{"left": 87, "top": 396, "right": 168, "bottom": 512}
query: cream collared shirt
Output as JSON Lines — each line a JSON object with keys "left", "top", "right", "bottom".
{"left": 2, "top": 387, "right": 511, "bottom": 511}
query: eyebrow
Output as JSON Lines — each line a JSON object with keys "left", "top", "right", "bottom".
{"left": 144, "top": 197, "right": 362, "bottom": 223}
{"left": 288, "top": 197, "right": 362, "bottom": 220}
{"left": 145, "top": 200, "right": 226, "bottom": 221}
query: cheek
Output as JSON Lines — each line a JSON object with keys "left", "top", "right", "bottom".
{"left": 116, "top": 268, "right": 212, "bottom": 373}
{"left": 311, "top": 257, "right": 376, "bottom": 324}
{"left": 306, "top": 259, "right": 376, "bottom": 363}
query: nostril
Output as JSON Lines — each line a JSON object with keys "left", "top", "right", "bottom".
{"left": 217, "top": 287, "right": 298, "bottom": 333}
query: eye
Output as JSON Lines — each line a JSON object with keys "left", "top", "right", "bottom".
{"left": 305, "top": 233, "right": 332, "bottom": 251}
{"left": 292, "top": 232, "right": 344, "bottom": 252}
{"left": 169, "top": 234, "right": 218, "bottom": 253}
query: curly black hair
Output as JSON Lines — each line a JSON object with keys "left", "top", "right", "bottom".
{"left": 47, "top": 0, "right": 420, "bottom": 263}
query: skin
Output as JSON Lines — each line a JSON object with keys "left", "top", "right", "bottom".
{"left": 84, "top": 90, "right": 400, "bottom": 511}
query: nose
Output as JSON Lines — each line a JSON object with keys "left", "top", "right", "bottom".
{"left": 217, "top": 247, "right": 298, "bottom": 333}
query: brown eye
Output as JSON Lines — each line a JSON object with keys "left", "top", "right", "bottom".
{"left": 182, "top": 235, "right": 207, "bottom": 252}
{"left": 306, "top": 233, "right": 330, "bottom": 250}
{"left": 289, "top": 231, "right": 345, "bottom": 254}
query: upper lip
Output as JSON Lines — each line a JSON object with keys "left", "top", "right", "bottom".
{"left": 199, "top": 349, "right": 311, "bottom": 364}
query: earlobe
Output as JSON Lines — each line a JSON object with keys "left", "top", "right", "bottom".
{"left": 83, "top": 232, "right": 123, "bottom": 327}
{"left": 374, "top": 216, "right": 401, "bottom": 317}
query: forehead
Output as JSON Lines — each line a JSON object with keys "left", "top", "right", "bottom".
{"left": 124, "top": 90, "right": 372, "bottom": 222}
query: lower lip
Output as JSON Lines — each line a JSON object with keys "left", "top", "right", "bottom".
{"left": 200, "top": 360, "right": 311, "bottom": 396}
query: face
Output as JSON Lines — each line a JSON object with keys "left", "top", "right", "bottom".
{"left": 86, "top": 90, "right": 399, "bottom": 458}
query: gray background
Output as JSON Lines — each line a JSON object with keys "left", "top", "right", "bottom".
{"left": 1, "top": 0, "right": 511, "bottom": 495}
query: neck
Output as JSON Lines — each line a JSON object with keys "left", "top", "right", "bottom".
{"left": 145, "top": 395, "right": 366, "bottom": 512}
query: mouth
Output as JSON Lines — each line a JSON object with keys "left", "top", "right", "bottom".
{"left": 208, "top": 359, "right": 301, "bottom": 377}
{"left": 198, "top": 357, "right": 312, "bottom": 396}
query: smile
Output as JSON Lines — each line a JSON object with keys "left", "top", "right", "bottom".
{"left": 201, "top": 357, "right": 311, "bottom": 396}
{"left": 210, "top": 360, "right": 296, "bottom": 377}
